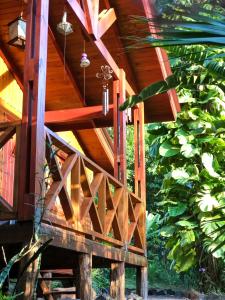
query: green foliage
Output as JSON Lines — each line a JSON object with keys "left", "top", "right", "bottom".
{"left": 0, "top": 292, "right": 17, "bottom": 300}
{"left": 92, "top": 269, "right": 110, "bottom": 294}
{"left": 146, "top": 213, "right": 199, "bottom": 290}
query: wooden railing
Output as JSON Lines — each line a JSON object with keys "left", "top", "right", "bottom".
{"left": 0, "top": 123, "right": 145, "bottom": 254}
{"left": 44, "top": 127, "right": 145, "bottom": 254}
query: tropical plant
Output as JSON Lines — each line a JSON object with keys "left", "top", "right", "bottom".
{"left": 146, "top": 73, "right": 225, "bottom": 288}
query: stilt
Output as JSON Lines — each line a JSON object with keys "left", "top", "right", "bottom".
{"left": 79, "top": 253, "right": 92, "bottom": 300}
{"left": 110, "top": 262, "right": 125, "bottom": 300}
{"left": 136, "top": 266, "right": 148, "bottom": 300}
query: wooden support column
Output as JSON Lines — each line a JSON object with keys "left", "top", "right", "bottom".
{"left": 110, "top": 262, "right": 125, "bottom": 300}
{"left": 113, "top": 69, "right": 127, "bottom": 185}
{"left": 134, "top": 103, "right": 148, "bottom": 297}
{"left": 136, "top": 266, "right": 148, "bottom": 300}
{"left": 113, "top": 70, "right": 128, "bottom": 243}
{"left": 79, "top": 253, "right": 92, "bottom": 300}
{"left": 134, "top": 102, "right": 146, "bottom": 250}
{"left": 17, "top": 0, "right": 49, "bottom": 220}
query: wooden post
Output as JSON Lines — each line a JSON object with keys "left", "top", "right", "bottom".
{"left": 79, "top": 253, "right": 92, "bottom": 300}
{"left": 113, "top": 69, "right": 127, "bottom": 185}
{"left": 110, "top": 262, "right": 125, "bottom": 300}
{"left": 136, "top": 266, "right": 148, "bottom": 300}
{"left": 134, "top": 103, "right": 148, "bottom": 297}
{"left": 15, "top": 0, "right": 49, "bottom": 298}
{"left": 17, "top": 0, "right": 49, "bottom": 220}
{"left": 113, "top": 69, "right": 128, "bottom": 245}
{"left": 134, "top": 103, "right": 146, "bottom": 250}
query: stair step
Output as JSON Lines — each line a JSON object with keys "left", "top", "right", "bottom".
{"left": 44, "top": 287, "right": 76, "bottom": 295}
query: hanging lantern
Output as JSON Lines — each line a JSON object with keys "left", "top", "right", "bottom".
{"left": 8, "top": 14, "right": 26, "bottom": 48}
{"left": 96, "top": 66, "right": 113, "bottom": 116}
{"left": 57, "top": 11, "right": 73, "bottom": 36}
{"left": 80, "top": 53, "right": 90, "bottom": 68}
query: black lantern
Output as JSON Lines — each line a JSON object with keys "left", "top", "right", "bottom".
{"left": 8, "top": 15, "right": 26, "bottom": 48}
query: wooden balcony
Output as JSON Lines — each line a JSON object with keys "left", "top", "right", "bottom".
{"left": 0, "top": 122, "right": 146, "bottom": 257}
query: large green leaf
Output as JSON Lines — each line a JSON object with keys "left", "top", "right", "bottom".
{"left": 159, "top": 141, "right": 180, "bottom": 157}
{"left": 168, "top": 203, "right": 187, "bottom": 217}
{"left": 119, "top": 75, "right": 178, "bottom": 110}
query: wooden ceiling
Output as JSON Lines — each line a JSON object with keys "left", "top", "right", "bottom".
{"left": 0, "top": 0, "right": 180, "bottom": 125}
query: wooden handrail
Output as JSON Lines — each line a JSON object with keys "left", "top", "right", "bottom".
{"left": 0, "top": 124, "right": 145, "bottom": 254}
{"left": 44, "top": 126, "right": 145, "bottom": 253}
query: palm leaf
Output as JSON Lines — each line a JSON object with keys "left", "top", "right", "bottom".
{"left": 119, "top": 75, "right": 178, "bottom": 110}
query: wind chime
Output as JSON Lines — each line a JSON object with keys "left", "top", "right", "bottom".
{"left": 57, "top": 10, "right": 73, "bottom": 77}
{"left": 96, "top": 66, "right": 113, "bottom": 116}
{"left": 80, "top": 41, "right": 90, "bottom": 103}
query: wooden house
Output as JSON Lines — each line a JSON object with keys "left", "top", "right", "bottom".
{"left": 0, "top": 0, "right": 180, "bottom": 299}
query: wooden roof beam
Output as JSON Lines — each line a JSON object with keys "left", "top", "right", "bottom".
{"left": 45, "top": 105, "right": 113, "bottom": 125}
{"left": 141, "top": 0, "right": 181, "bottom": 118}
{"left": 97, "top": 8, "right": 116, "bottom": 39}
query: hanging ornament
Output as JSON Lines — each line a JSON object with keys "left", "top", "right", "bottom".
{"left": 80, "top": 53, "right": 90, "bottom": 68}
{"left": 96, "top": 66, "right": 113, "bottom": 116}
{"left": 126, "top": 107, "right": 132, "bottom": 124}
{"left": 57, "top": 11, "right": 73, "bottom": 36}
{"left": 80, "top": 41, "right": 90, "bottom": 105}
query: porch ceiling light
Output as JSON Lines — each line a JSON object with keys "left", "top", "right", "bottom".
{"left": 8, "top": 15, "right": 26, "bottom": 49}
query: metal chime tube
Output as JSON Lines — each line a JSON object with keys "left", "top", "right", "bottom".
{"left": 102, "top": 84, "right": 109, "bottom": 116}
{"left": 126, "top": 107, "right": 132, "bottom": 123}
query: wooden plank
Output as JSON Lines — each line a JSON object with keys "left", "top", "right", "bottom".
{"left": 40, "top": 222, "right": 147, "bottom": 266}
{"left": 71, "top": 157, "right": 81, "bottom": 230}
{"left": 82, "top": 0, "right": 98, "bottom": 38}
{"left": 45, "top": 105, "right": 113, "bottom": 126}
{"left": 97, "top": 8, "right": 117, "bottom": 39}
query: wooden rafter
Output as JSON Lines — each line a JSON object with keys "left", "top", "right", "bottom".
{"left": 97, "top": 8, "right": 116, "bottom": 39}
{"left": 45, "top": 105, "right": 113, "bottom": 129}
